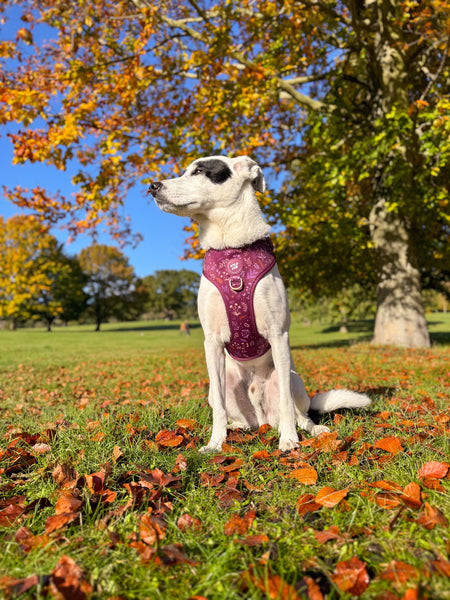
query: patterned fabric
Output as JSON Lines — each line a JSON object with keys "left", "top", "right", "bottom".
{"left": 202, "top": 237, "right": 276, "bottom": 361}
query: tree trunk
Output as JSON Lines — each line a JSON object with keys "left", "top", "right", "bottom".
{"left": 370, "top": 198, "right": 430, "bottom": 348}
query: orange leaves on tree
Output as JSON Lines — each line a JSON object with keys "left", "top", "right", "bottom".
{"left": 331, "top": 557, "right": 370, "bottom": 596}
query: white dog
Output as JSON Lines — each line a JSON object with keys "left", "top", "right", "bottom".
{"left": 150, "top": 156, "right": 370, "bottom": 452}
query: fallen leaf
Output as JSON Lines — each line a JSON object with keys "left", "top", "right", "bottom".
{"left": 296, "top": 494, "right": 321, "bottom": 516}
{"left": 418, "top": 461, "right": 449, "bottom": 480}
{"left": 49, "top": 554, "right": 93, "bottom": 599}
{"left": 331, "top": 556, "right": 370, "bottom": 595}
{"left": 155, "top": 429, "right": 184, "bottom": 448}
{"left": 417, "top": 502, "right": 449, "bottom": 529}
{"left": 45, "top": 512, "right": 81, "bottom": 533}
{"left": 2, "top": 574, "right": 40, "bottom": 598}
{"left": 287, "top": 467, "right": 318, "bottom": 485}
{"left": 315, "top": 487, "right": 348, "bottom": 508}
{"left": 234, "top": 534, "right": 269, "bottom": 546}
{"left": 251, "top": 449, "right": 271, "bottom": 461}
{"left": 140, "top": 513, "right": 166, "bottom": 546}
{"left": 55, "top": 493, "right": 83, "bottom": 515}
{"left": 401, "top": 482, "right": 422, "bottom": 509}
{"left": 242, "top": 565, "right": 301, "bottom": 599}
{"left": 52, "top": 464, "right": 79, "bottom": 489}
{"left": 176, "top": 418, "right": 197, "bottom": 430}
{"left": 313, "top": 525, "right": 344, "bottom": 544}
{"left": 381, "top": 560, "right": 419, "bottom": 584}
{"left": 177, "top": 513, "right": 202, "bottom": 532}
{"left": 374, "top": 436, "right": 403, "bottom": 454}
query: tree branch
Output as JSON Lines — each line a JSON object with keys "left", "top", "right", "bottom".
{"left": 158, "top": 13, "right": 335, "bottom": 113}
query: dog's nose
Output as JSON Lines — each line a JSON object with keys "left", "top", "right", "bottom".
{"left": 149, "top": 182, "right": 163, "bottom": 195}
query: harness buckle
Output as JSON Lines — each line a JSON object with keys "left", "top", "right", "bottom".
{"left": 229, "top": 277, "right": 244, "bottom": 292}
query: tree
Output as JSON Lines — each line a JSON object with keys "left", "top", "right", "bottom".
{"left": 0, "top": 214, "right": 65, "bottom": 329}
{"left": 34, "top": 253, "right": 88, "bottom": 330}
{"left": 0, "top": 1, "right": 448, "bottom": 346}
{"left": 142, "top": 269, "right": 200, "bottom": 319}
{"left": 78, "top": 244, "right": 146, "bottom": 330}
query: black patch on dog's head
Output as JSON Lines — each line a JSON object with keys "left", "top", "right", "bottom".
{"left": 191, "top": 159, "right": 232, "bottom": 184}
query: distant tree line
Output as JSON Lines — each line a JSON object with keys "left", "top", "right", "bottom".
{"left": 0, "top": 215, "right": 200, "bottom": 331}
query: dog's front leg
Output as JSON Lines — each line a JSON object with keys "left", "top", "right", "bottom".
{"left": 200, "top": 338, "right": 227, "bottom": 453}
{"left": 270, "top": 332, "right": 299, "bottom": 451}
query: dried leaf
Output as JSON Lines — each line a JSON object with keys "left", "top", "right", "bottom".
{"left": 380, "top": 560, "right": 419, "bottom": 584}
{"left": 177, "top": 513, "right": 202, "bottom": 532}
{"left": 296, "top": 494, "right": 321, "bottom": 516}
{"left": 374, "top": 436, "right": 403, "bottom": 454}
{"left": 315, "top": 487, "right": 348, "bottom": 508}
{"left": 418, "top": 461, "right": 449, "bottom": 480}
{"left": 331, "top": 556, "right": 369, "bottom": 595}
{"left": 417, "top": 502, "right": 449, "bottom": 529}
{"left": 313, "top": 525, "right": 344, "bottom": 544}
{"left": 155, "top": 429, "right": 184, "bottom": 448}
{"left": 49, "top": 554, "right": 93, "bottom": 599}
{"left": 45, "top": 511, "right": 80, "bottom": 533}
{"left": 401, "top": 482, "right": 422, "bottom": 509}
{"left": 287, "top": 467, "right": 318, "bottom": 485}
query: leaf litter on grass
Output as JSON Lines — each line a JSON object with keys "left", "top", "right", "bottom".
{"left": 0, "top": 344, "right": 449, "bottom": 598}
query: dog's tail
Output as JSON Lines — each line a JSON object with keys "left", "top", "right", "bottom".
{"left": 309, "top": 389, "right": 371, "bottom": 414}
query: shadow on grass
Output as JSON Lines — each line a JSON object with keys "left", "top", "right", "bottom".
{"left": 108, "top": 322, "right": 203, "bottom": 333}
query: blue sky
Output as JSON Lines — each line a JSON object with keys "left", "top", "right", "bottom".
{"left": 0, "top": 135, "right": 203, "bottom": 278}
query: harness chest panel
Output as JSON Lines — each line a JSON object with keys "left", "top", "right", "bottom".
{"left": 202, "top": 237, "right": 276, "bottom": 361}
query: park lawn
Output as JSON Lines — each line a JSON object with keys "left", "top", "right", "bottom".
{"left": 0, "top": 317, "right": 449, "bottom": 599}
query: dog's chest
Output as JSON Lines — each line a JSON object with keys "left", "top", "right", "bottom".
{"left": 202, "top": 238, "right": 276, "bottom": 361}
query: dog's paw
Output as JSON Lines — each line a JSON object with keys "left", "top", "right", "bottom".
{"left": 311, "top": 424, "right": 330, "bottom": 437}
{"left": 199, "top": 441, "right": 223, "bottom": 454}
{"left": 278, "top": 436, "right": 299, "bottom": 451}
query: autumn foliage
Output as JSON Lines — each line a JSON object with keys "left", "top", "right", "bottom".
{"left": 0, "top": 337, "right": 449, "bottom": 598}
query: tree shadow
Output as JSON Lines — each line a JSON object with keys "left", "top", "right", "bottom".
{"left": 108, "top": 322, "right": 202, "bottom": 333}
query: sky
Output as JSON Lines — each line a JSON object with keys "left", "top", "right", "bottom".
{"left": 0, "top": 5, "right": 204, "bottom": 278}
{"left": 0, "top": 136, "right": 203, "bottom": 278}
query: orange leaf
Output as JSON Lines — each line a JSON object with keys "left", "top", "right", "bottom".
{"left": 242, "top": 566, "right": 301, "bottom": 600}
{"left": 287, "top": 467, "right": 318, "bottom": 485}
{"left": 251, "top": 449, "right": 271, "bottom": 461}
{"left": 296, "top": 493, "right": 321, "bottom": 516}
{"left": 176, "top": 418, "right": 197, "bottom": 431}
{"left": 177, "top": 513, "right": 202, "bottom": 532}
{"left": 401, "top": 482, "right": 422, "bottom": 509}
{"left": 55, "top": 493, "right": 83, "bottom": 515}
{"left": 374, "top": 493, "right": 401, "bottom": 509}
{"left": 418, "top": 461, "right": 449, "bottom": 480}
{"left": 315, "top": 487, "right": 348, "bottom": 508}
{"left": 45, "top": 512, "right": 80, "bottom": 533}
{"left": 374, "top": 436, "right": 403, "bottom": 454}
{"left": 139, "top": 513, "right": 166, "bottom": 546}
{"left": 381, "top": 560, "right": 419, "bottom": 584}
{"left": 331, "top": 556, "right": 370, "bottom": 595}
{"left": 224, "top": 514, "right": 249, "bottom": 536}
{"left": 417, "top": 502, "right": 449, "bottom": 530}
{"left": 234, "top": 534, "right": 269, "bottom": 546}
{"left": 49, "top": 555, "right": 93, "bottom": 598}
{"left": 155, "top": 430, "right": 184, "bottom": 447}
{"left": 313, "top": 525, "right": 344, "bottom": 544}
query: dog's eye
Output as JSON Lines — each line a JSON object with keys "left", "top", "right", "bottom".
{"left": 192, "top": 167, "right": 203, "bottom": 176}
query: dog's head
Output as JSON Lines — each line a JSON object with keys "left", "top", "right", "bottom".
{"left": 149, "top": 156, "right": 266, "bottom": 218}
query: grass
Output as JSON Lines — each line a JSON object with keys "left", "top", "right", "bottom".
{"left": 0, "top": 315, "right": 449, "bottom": 599}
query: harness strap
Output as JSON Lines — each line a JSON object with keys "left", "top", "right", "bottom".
{"left": 202, "top": 238, "right": 276, "bottom": 361}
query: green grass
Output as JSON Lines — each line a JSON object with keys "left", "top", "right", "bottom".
{"left": 0, "top": 316, "right": 449, "bottom": 599}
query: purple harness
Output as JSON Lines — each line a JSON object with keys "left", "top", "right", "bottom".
{"left": 202, "top": 237, "right": 276, "bottom": 361}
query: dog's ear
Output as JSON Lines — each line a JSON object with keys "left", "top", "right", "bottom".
{"left": 232, "top": 156, "right": 266, "bottom": 193}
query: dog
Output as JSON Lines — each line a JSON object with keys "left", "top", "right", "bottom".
{"left": 149, "top": 156, "right": 371, "bottom": 452}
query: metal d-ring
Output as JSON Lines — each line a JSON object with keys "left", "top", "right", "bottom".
{"left": 229, "top": 277, "right": 244, "bottom": 291}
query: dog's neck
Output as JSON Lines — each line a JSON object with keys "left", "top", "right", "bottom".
{"left": 197, "top": 185, "right": 271, "bottom": 250}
